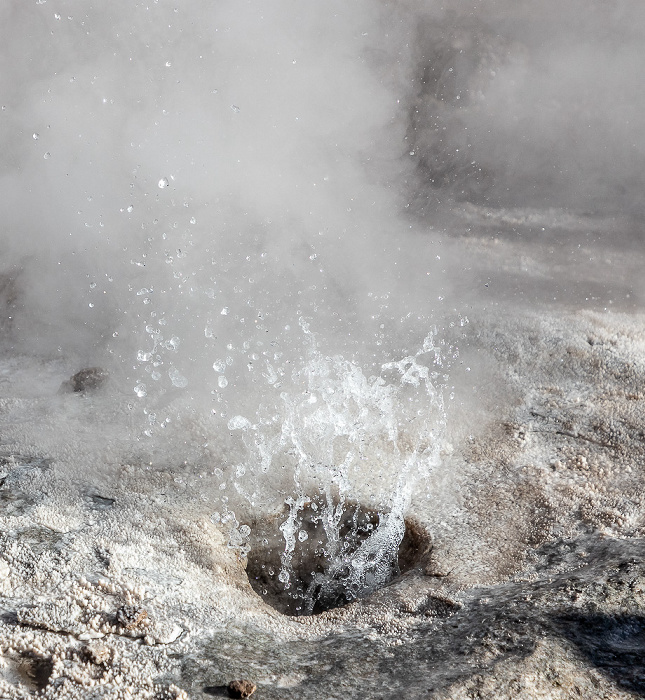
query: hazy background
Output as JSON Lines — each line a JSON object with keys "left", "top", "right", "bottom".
{"left": 0, "top": 0, "right": 643, "bottom": 484}
{"left": 2, "top": 0, "right": 644, "bottom": 354}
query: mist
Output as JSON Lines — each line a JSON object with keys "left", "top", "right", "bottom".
{"left": 0, "top": 1, "right": 418, "bottom": 366}
{"left": 404, "top": 0, "right": 645, "bottom": 217}
{"left": 0, "top": 0, "right": 643, "bottom": 483}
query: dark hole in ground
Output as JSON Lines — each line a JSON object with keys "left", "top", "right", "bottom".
{"left": 17, "top": 656, "right": 55, "bottom": 692}
{"left": 245, "top": 499, "right": 432, "bottom": 616}
{"left": 89, "top": 493, "right": 116, "bottom": 510}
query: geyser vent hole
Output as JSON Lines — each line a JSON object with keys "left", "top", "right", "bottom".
{"left": 246, "top": 500, "right": 431, "bottom": 616}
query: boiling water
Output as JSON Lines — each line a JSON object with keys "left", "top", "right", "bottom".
{"left": 221, "top": 320, "right": 448, "bottom": 611}
{"left": 2, "top": 0, "right": 645, "bottom": 618}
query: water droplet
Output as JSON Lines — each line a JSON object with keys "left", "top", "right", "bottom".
{"left": 227, "top": 415, "right": 250, "bottom": 431}
{"left": 32, "top": 133, "right": 39, "bottom": 140}
{"left": 220, "top": 307, "right": 229, "bottom": 316}
{"left": 212, "top": 360, "right": 226, "bottom": 372}
{"left": 230, "top": 105, "right": 240, "bottom": 113}
{"left": 278, "top": 570, "right": 289, "bottom": 584}
{"left": 134, "top": 383, "right": 147, "bottom": 398}
{"left": 218, "top": 376, "right": 228, "bottom": 388}
{"left": 298, "top": 531, "right": 308, "bottom": 542}
{"left": 158, "top": 177, "right": 169, "bottom": 189}
{"left": 189, "top": 217, "right": 196, "bottom": 224}
{"left": 169, "top": 367, "right": 187, "bottom": 388}
{"left": 43, "top": 152, "right": 51, "bottom": 159}
{"left": 126, "top": 205, "right": 133, "bottom": 213}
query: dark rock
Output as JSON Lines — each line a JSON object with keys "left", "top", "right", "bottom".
{"left": 227, "top": 679, "right": 256, "bottom": 698}
{"left": 246, "top": 499, "right": 433, "bottom": 616}
{"left": 59, "top": 367, "right": 108, "bottom": 394}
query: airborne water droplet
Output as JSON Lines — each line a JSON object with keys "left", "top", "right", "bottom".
{"left": 227, "top": 415, "right": 250, "bottom": 431}
{"left": 168, "top": 367, "right": 188, "bottom": 388}
{"left": 158, "top": 177, "right": 169, "bottom": 189}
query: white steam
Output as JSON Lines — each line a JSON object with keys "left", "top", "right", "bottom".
{"left": 0, "top": 0, "right": 436, "bottom": 371}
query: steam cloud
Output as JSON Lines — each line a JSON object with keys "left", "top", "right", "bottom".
{"left": 0, "top": 0, "right": 642, "bottom": 411}
{"left": 405, "top": 1, "right": 645, "bottom": 216}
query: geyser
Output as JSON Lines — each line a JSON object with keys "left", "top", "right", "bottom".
{"left": 0, "top": 0, "right": 461, "bottom": 618}
{"left": 211, "top": 324, "right": 448, "bottom": 614}
{"left": 7, "top": 0, "right": 640, "bottom": 620}
{"left": 4, "top": 1, "right": 645, "bottom": 698}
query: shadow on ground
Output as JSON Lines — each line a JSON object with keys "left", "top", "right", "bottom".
{"left": 555, "top": 614, "right": 645, "bottom": 696}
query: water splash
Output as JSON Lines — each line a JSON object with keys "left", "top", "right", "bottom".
{"left": 227, "top": 318, "right": 446, "bottom": 612}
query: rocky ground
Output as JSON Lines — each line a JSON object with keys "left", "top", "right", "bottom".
{"left": 2, "top": 300, "right": 645, "bottom": 698}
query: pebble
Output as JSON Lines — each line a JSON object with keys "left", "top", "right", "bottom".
{"left": 227, "top": 679, "right": 257, "bottom": 698}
